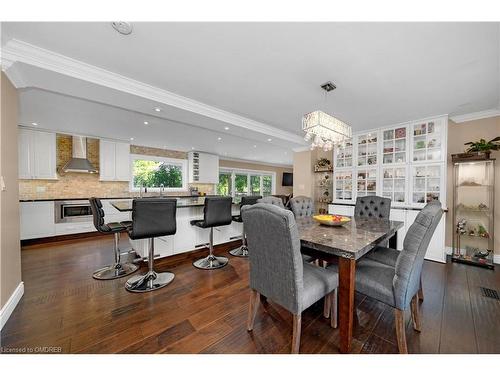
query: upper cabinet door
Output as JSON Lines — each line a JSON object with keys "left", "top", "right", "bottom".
{"left": 382, "top": 126, "right": 407, "bottom": 165}
{"left": 411, "top": 119, "right": 444, "bottom": 163}
{"left": 114, "top": 142, "right": 131, "bottom": 181}
{"left": 18, "top": 129, "right": 56, "bottom": 180}
{"left": 33, "top": 131, "right": 57, "bottom": 179}
{"left": 356, "top": 132, "right": 378, "bottom": 167}
{"left": 334, "top": 139, "right": 353, "bottom": 169}
{"left": 99, "top": 140, "right": 116, "bottom": 181}
{"left": 18, "top": 129, "right": 33, "bottom": 179}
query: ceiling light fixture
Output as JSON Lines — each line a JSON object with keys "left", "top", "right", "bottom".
{"left": 130, "top": 137, "right": 134, "bottom": 141}
{"left": 267, "top": 138, "right": 272, "bottom": 142}
{"left": 303, "top": 81, "right": 351, "bottom": 152}
{"left": 217, "top": 137, "right": 222, "bottom": 141}
{"left": 143, "top": 121, "right": 149, "bottom": 125}
{"left": 224, "top": 126, "right": 230, "bottom": 130}
{"left": 31, "top": 122, "right": 38, "bottom": 126}
{"left": 154, "top": 107, "right": 161, "bottom": 112}
{"left": 111, "top": 22, "right": 133, "bottom": 35}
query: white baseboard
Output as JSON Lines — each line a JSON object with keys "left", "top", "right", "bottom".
{"left": 0, "top": 282, "right": 24, "bottom": 331}
{"left": 495, "top": 255, "right": 500, "bottom": 265}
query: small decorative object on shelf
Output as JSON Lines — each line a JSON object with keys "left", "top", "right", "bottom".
{"left": 452, "top": 153, "right": 495, "bottom": 269}
{"left": 452, "top": 136, "right": 500, "bottom": 161}
{"left": 314, "top": 158, "right": 333, "bottom": 214}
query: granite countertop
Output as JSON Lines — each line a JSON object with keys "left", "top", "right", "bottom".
{"left": 19, "top": 195, "right": 226, "bottom": 203}
{"left": 110, "top": 196, "right": 239, "bottom": 211}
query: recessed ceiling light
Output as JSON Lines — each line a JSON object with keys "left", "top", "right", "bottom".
{"left": 217, "top": 137, "right": 222, "bottom": 141}
{"left": 111, "top": 22, "right": 133, "bottom": 35}
{"left": 143, "top": 121, "right": 149, "bottom": 125}
{"left": 267, "top": 138, "right": 272, "bottom": 142}
{"left": 31, "top": 122, "right": 38, "bottom": 126}
{"left": 253, "top": 145, "right": 257, "bottom": 148}
{"left": 224, "top": 126, "right": 230, "bottom": 130}
{"left": 130, "top": 137, "right": 134, "bottom": 141}
{"left": 154, "top": 107, "right": 161, "bottom": 112}
{"left": 191, "top": 147, "right": 195, "bottom": 150}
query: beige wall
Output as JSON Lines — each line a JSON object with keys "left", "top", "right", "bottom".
{"left": 19, "top": 140, "right": 214, "bottom": 200}
{"left": 446, "top": 117, "right": 500, "bottom": 255}
{"left": 219, "top": 159, "right": 293, "bottom": 196}
{"left": 1, "top": 72, "right": 22, "bottom": 309}
{"left": 293, "top": 150, "right": 314, "bottom": 197}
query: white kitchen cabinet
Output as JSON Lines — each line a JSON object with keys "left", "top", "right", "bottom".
{"left": 20, "top": 201, "right": 56, "bottom": 240}
{"left": 173, "top": 208, "right": 199, "bottom": 254}
{"left": 99, "top": 140, "right": 130, "bottom": 181}
{"left": 18, "top": 129, "right": 57, "bottom": 180}
{"left": 55, "top": 222, "right": 96, "bottom": 236}
{"left": 328, "top": 204, "right": 355, "bottom": 216}
{"left": 188, "top": 151, "right": 219, "bottom": 184}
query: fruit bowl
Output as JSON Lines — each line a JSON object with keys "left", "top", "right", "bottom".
{"left": 313, "top": 214, "right": 351, "bottom": 227}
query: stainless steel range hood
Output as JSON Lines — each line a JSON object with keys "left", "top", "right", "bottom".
{"left": 62, "top": 136, "right": 98, "bottom": 173}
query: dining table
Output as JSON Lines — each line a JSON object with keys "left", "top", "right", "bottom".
{"left": 295, "top": 216, "right": 404, "bottom": 353}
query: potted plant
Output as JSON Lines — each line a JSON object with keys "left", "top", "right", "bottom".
{"left": 463, "top": 137, "right": 500, "bottom": 158}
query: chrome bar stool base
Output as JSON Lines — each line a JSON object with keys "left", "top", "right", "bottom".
{"left": 193, "top": 254, "right": 228, "bottom": 270}
{"left": 125, "top": 271, "right": 175, "bottom": 293}
{"left": 93, "top": 263, "right": 138, "bottom": 280}
{"left": 229, "top": 245, "right": 248, "bottom": 257}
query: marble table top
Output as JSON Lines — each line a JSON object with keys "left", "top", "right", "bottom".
{"left": 296, "top": 216, "right": 404, "bottom": 260}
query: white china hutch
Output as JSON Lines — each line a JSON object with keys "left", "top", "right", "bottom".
{"left": 329, "top": 115, "right": 448, "bottom": 262}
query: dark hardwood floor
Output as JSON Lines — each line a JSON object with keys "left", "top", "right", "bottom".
{"left": 1, "top": 235, "right": 499, "bottom": 354}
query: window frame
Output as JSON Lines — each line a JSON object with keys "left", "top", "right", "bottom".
{"left": 129, "top": 154, "right": 188, "bottom": 192}
{"left": 218, "top": 167, "right": 276, "bottom": 198}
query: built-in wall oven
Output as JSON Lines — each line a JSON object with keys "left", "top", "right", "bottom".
{"left": 54, "top": 200, "right": 93, "bottom": 223}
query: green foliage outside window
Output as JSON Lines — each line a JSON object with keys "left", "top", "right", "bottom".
{"left": 235, "top": 174, "right": 248, "bottom": 196}
{"left": 263, "top": 175, "right": 272, "bottom": 196}
{"left": 217, "top": 173, "right": 231, "bottom": 196}
{"left": 133, "top": 159, "right": 182, "bottom": 188}
{"left": 250, "top": 175, "right": 261, "bottom": 195}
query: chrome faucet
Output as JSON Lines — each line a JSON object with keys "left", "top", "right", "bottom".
{"left": 160, "top": 184, "right": 165, "bottom": 198}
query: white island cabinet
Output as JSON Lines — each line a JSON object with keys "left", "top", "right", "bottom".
{"left": 20, "top": 201, "right": 56, "bottom": 240}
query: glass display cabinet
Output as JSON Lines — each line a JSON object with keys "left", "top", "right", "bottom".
{"left": 357, "top": 132, "right": 378, "bottom": 166}
{"left": 335, "top": 139, "right": 353, "bottom": 168}
{"left": 383, "top": 126, "right": 407, "bottom": 164}
{"left": 334, "top": 170, "right": 353, "bottom": 202}
{"left": 356, "top": 167, "right": 377, "bottom": 197}
{"left": 452, "top": 155, "right": 495, "bottom": 269}
{"left": 315, "top": 170, "right": 333, "bottom": 214}
{"left": 382, "top": 166, "right": 407, "bottom": 205}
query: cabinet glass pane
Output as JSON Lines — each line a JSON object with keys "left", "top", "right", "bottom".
{"left": 383, "top": 127, "right": 406, "bottom": 165}
{"left": 335, "top": 171, "right": 353, "bottom": 200}
{"left": 357, "top": 168, "right": 377, "bottom": 197}
{"left": 382, "top": 166, "right": 406, "bottom": 204}
{"left": 336, "top": 140, "right": 353, "bottom": 168}
{"left": 358, "top": 133, "right": 377, "bottom": 166}
{"left": 412, "top": 165, "right": 441, "bottom": 204}
{"left": 412, "top": 120, "right": 442, "bottom": 162}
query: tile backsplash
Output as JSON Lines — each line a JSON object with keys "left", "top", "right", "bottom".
{"left": 19, "top": 134, "right": 214, "bottom": 200}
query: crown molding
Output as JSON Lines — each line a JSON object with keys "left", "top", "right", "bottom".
{"left": 450, "top": 108, "right": 500, "bottom": 123}
{"left": 2, "top": 38, "right": 305, "bottom": 145}
{"left": 2, "top": 62, "right": 27, "bottom": 88}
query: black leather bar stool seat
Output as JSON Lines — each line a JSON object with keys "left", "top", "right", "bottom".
{"left": 229, "top": 195, "right": 261, "bottom": 257}
{"left": 89, "top": 198, "right": 138, "bottom": 280}
{"left": 191, "top": 196, "right": 233, "bottom": 270}
{"left": 125, "top": 198, "right": 177, "bottom": 293}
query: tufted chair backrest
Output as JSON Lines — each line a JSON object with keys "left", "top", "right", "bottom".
{"left": 257, "top": 196, "right": 285, "bottom": 209}
{"left": 89, "top": 197, "right": 110, "bottom": 233}
{"left": 289, "top": 196, "right": 315, "bottom": 218}
{"left": 354, "top": 196, "right": 391, "bottom": 219}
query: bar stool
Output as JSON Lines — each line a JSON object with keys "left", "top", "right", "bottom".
{"left": 229, "top": 195, "right": 261, "bottom": 257}
{"left": 191, "top": 196, "right": 233, "bottom": 270}
{"left": 89, "top": 197, "right": 138, "bottom": 280}
{"left": 125, "top": 198, "right": 177, "bottom": 293}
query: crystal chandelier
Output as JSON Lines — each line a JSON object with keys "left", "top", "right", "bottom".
{"left": 302, "top": 82, "right": 352, "bottom": 151}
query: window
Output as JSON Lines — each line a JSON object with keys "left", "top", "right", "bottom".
{"left": 217, "top": 168, "right": 276, "bottom": 198}
{"left": 130, "top": 154, "right": 188, "bottom": 191}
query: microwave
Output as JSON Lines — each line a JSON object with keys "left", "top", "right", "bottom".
{"left": 54, "top": 200, "right": 93, "bottom": 223}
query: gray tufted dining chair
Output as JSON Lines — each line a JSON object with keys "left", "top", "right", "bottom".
{"left": 327, "top": 201, "right": 443, "bottom": 353}
{"left": 257, "top": 196, "right": 285, "bottom": 208}
{"left": 354, "top": 196, "right": 391, "bottom": 219}
{"left": 242, "top": 203, "right": 339, "bottom": 354}
{"left": 289, "top": 196, "right": 315, "bottom": 218}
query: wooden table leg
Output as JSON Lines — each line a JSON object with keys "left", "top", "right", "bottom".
{"left": 338, "top": 257, "right": 356, "bottom": 354}
{"left": 389, "top": 230, "right": 398, "bottom": 249}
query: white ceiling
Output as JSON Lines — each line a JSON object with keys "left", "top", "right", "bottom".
{"left": 2, "top": 22, "right": 500, "bottom": 165}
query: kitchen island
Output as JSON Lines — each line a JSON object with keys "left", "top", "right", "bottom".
{"left": 110, "top": 197, "right": 242, "bottom": 259}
